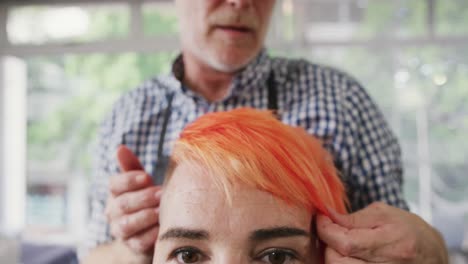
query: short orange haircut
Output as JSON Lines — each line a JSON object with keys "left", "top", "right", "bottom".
{"left": 167, "top": 108, "right": 348, "bottom": 215}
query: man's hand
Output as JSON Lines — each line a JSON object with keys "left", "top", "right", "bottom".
{"left": 105, "top": 145, "right": 162, "bottom": 254}
{"left": 317, "top": 202, "right": 449, "bottom": 264}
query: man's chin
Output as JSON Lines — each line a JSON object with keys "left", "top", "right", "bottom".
{"left": 208, "top": 61, "right": 247, "bottom": 73}
{"left": 188, "top": 44, "right": 260, "bottom": 73}
{"left": 205, "top": 53, "right": 257, "bottom": 73}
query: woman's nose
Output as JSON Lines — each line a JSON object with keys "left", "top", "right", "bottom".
{"left": 215, "top": 251, "right": 247, "bottom": 264}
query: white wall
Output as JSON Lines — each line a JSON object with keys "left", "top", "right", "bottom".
{"left": 0, "top": 4, "right": 7, "bottom": 233}
{"left": 0, "top": 57, "right": 27, "bottom": 235}
{"left": 0, "top": 5, "right": 27, "bottom": 233}
{"left": 0, "top": 59, "right": 4, "bottom": 233}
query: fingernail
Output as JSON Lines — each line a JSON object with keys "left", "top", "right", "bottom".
{"left": 136, "top": 174, "right": 146, "bottom": 184}
{"left": 155, "top": 190, "right": 163, "bottom": 199}
{"left": 326, "top": 206, "right": 345, "bottom": 224}
{"left": 326, "top": 206, "right": 339, "bottom": 217}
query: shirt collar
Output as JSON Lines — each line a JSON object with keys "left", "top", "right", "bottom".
{"left": 170, "top": 49, "right": 272, "bottom": 101}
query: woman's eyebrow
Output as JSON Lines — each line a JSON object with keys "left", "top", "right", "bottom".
{"left": 159, "top": 228, "right": 210, "bottom": 241}
{"left": 250, "top": 227, "right": 309, "bottom": 242}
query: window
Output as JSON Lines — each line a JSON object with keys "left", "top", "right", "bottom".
{"left": 1, "top": 1, "right": 179, "bottom": 244}
{"left": 1, "top": 0, "right": 467, "bottom": 252}
{"left": 7, "top": 4, "right": 129, "bottom": 45}
{"left": 142, "top": 2, "right": 178, "bottom": 37}
{"left": 23, "top": 52, "right": 175, "bottom": 243}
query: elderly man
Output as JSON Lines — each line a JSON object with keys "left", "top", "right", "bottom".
{"left": 81, "top": 0, "right": 448, "bottom": 263}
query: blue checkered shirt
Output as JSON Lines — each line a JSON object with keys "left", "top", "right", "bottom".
{"left": 81, "top": 50, "right": 408, "bottom": 256}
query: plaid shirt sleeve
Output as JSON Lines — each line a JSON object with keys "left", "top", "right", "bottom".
{"left": 343, "top": 79, "right": 408, "bottom": 211}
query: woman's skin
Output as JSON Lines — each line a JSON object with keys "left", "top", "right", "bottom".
{"left": 153, "top": 162, "right": 319, "bottom": 264}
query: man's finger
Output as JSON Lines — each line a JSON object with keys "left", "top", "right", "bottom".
{"left": 110, "top": 208, "right": 160, "bottom": 239}
{"left": 317, "top": 214, "right": 383, "bottom": 259}
{"left": 327, "top": 202, "right": 389, "bottom": 229}
{"left": 110, "top": 186, "right": 163, "bottom": 217}
{"left": 117, "top": 145, "right": 145, "bottom": 172}
{"left": 126, "top": 225, "right": 160, "bottom": 253}
{"left": 325, "top": 248, "right": 366, "bottom": 264}
{"left": 109, "top": 172, "right": 153, "bottom": 196}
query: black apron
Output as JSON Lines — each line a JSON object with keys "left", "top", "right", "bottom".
{"left": 153, "top": 72, "right": 277, "bottom": 184}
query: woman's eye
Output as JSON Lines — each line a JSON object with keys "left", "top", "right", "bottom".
{"left": 259, "top": 249, "right": 296, "bottom": 264}
{"left": 174, "top": 248, "right": 203, "bottom": 263}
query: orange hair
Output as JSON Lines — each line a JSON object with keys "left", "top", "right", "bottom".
{"left": 167, "top": 108, "right": 348, "bottom": 215}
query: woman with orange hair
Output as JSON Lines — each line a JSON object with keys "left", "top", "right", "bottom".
{"left": 153, "top": 108, "right": 348, "bottom": 264}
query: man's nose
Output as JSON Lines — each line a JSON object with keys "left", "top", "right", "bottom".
{"left": 226, "top": 0, "right": 253, "bottom": 9}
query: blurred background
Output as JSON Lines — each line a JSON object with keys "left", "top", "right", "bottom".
{"left": 0, "top": 0, "right": 467, "bottom": 263}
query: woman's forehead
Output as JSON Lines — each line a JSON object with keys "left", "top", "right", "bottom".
{"left": 160, "top": 162, "right": 312, "bottom": 235}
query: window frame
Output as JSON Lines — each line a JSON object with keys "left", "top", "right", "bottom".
{"left": 2, "top": 0, "right": 468, "bottom": 56}
{"left": 0, "top": 3, "right": 9, "bottom": 234}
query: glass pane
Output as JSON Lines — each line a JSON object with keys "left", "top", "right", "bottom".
{"left": 402, "top": 161, "right": 420, "bottom": 209}
{"left": 7, "top": 4, "right": 129, "bottom": 45}
{"left": 269, "top": 0, "right": 300, "bottom": 43}
{"left": 399, "top": 46, "right": 468, "bottom": 203}
{"left": 436, "top": 0, "right": 468, "bottom": 36}
{"left": 302, "top": 0, "right": 427, "bottom": 41}
{"left": 142, "top": 2, "right": 179, "bottom": 36}
{"left": 396, "top": 47, "right": 468, "bottom": 249}
{"left": 24, "top": 51, "right": 176, "bottom": 241}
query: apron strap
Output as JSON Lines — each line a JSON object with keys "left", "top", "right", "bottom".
{"left": 267, "top": 71, "right": 279, "bottom": 116}
{"left": 154, "top": 92, "right": 175, "bottom": 184}
{"left": 157, "top": 92, "right": 175, "bottom": 159}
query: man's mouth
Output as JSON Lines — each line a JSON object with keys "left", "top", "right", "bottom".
{"left": 216, "top": 25, "right": 253, "bottom": 34}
